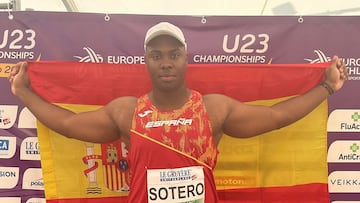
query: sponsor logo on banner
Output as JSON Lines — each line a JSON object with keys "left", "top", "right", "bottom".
{"left": 305, "top": 49, "right": 360, "bottom": 80}
{"left": 0, "top": 136, "right": 16, "bottom": 159}
{"left": 18, "top": 107, "right": 37, "bottom": 129}
{"left": 74, "top": 46, "right": 145, "bottom": 64}
{"left": 0, "top": 29, "right": 36, "bottom": 60}
{"left": 20, "top": 137, "right": 40, "bottom": 160}
{"left": 328, "top": 141, "right": 360, "bottom": 163}
{"left": 328, "top": 110, "right": 360, "bottom": 132}
{"left": 22, "top": 168, "right": 44, "bottom": 190}
{"left": 305, "top": 50, "right": 331, "bottom": 63}
{"left": 26, "top": 197, "right": 46, "bottom": 203}
{"left": 215, "top": 176, "right": 256, "bottom": 187}
{"left": 193, "top": 33, "right": 269, "bottom": 64}
{"left": 0, "top": 167, "right": 19, "bottom": 189}
{"left": 0, "top": 105, "right": 18, "bottom": 129}
{"left": 329, "top": 171, "right": 360, "bottom": 193}
{"left": 0, "top": 197, "right": 21, "bottom": 203}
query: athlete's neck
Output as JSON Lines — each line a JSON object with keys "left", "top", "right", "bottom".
{"left": 149, "top": 88, "right": 191, "bottom": 110}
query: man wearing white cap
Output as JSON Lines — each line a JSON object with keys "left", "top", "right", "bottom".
{"left": 9, "top": 22, "right": 347, "bottom": 202}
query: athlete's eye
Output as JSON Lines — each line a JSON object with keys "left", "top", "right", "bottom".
{"left": 170, "top": 52, "right": 180, "bottom": 60}
{"left": 151, "top": 54, "right": 161, "bottom": 60}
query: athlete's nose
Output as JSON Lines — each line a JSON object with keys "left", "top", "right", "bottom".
{"left": 160, "top": 63, "right": 173, "bottom": 70}
{"left": 160, "top": 56, "right": 173, "bottom": 70}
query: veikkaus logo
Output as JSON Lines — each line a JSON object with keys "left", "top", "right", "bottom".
{"left": 329, "top": 171, "right": 360, "bottom": 193}
{"left": 74, "top": 46, "right": 144, "bottom": 64}
{"left": 305, "top": 50, "right": 360, "bottom": 80}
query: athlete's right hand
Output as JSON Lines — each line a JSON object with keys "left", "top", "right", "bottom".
{"left": 8, "top": 61, "right": 31, "bottom": 96}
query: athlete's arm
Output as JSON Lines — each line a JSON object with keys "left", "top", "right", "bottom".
{"left": 9, "top": 62, "right": 132, "bottom": 143}
{"left": 213, "top": 56, "right": 347, "bottom": 139}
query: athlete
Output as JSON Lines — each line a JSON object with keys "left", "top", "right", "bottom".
{"left": 9, "top": 22, "right": 347, "bottom": 202}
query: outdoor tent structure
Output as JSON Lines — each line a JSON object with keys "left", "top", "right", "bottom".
{"left": 1, "top": 0, "right": 360, "bottom": 16}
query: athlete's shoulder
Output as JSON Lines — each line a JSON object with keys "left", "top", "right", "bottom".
{"left": 202, "top": 93, "right": 241, "bottom": 117}
{"left": 202, "top": 93, "right": 231, "bottom": 103}
{"left": 105, "top": 96, "right": 138, "bottom": 113}
{"left": 109, "top": 96, "right": 138, "bottom": 105}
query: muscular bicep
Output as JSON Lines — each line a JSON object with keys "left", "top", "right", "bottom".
{"left": 222, "top": 100, "right": 283, "bottom": 138}
{"left": 60, "top": 107, "right": 120, "bottom": 143}
{"left": 59, "top": 97, "right": 136, "bottom": 143}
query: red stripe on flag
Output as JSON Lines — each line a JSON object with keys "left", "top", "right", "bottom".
{"left": 44, "top": 183, "right": 329, "bottom": 203}
{"left": 46, "top": 196, "right": 127, "bottom": 203}
{"left": 27, "top": 61, "right": 328, "bottom": 105}
{"left": 217, "top": 183, "right": 329, "bottom": 203}
{"left": 187, "top": 63, "right": 328, "bottom": 101}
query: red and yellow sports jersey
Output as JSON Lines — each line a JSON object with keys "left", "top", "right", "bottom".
{"left": 128, "top": 90, "right": 219, "bottom": 203}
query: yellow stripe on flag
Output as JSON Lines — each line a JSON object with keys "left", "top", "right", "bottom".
{"left": 38, "top": 103, "right": 129, "bottom": 199}
{"left": 214, "top": 96, "right": 328, "bottom": 190}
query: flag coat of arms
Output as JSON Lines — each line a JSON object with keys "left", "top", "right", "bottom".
{"left": 28, "top": 61, "right": 329, "bottom": 202}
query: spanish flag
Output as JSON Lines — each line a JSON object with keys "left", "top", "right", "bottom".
{"left": 28, "top": 61, "right": 329, "bottom": 203}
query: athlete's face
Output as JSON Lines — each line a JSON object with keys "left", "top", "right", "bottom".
{"left": 145, "top": 35, "right": 188, "bottom": 92}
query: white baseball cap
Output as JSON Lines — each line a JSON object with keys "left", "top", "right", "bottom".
{"left": 144, "top": 22, "right": 187, "bottom": 50}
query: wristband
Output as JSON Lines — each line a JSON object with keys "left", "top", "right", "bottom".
{"left": 320, "top": 81, "right": 334, "bottom": 95}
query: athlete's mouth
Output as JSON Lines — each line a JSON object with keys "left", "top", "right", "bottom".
{"left": 160, "top": 75, "right": 176, "bottom": 81}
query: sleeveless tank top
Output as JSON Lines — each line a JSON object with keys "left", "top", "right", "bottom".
{"left": 127, "top": 90, "right": 219, "bottom": 203}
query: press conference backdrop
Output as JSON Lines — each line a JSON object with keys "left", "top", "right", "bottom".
{"left": 0, "top": 12, "right": 359, "bottom": 203}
